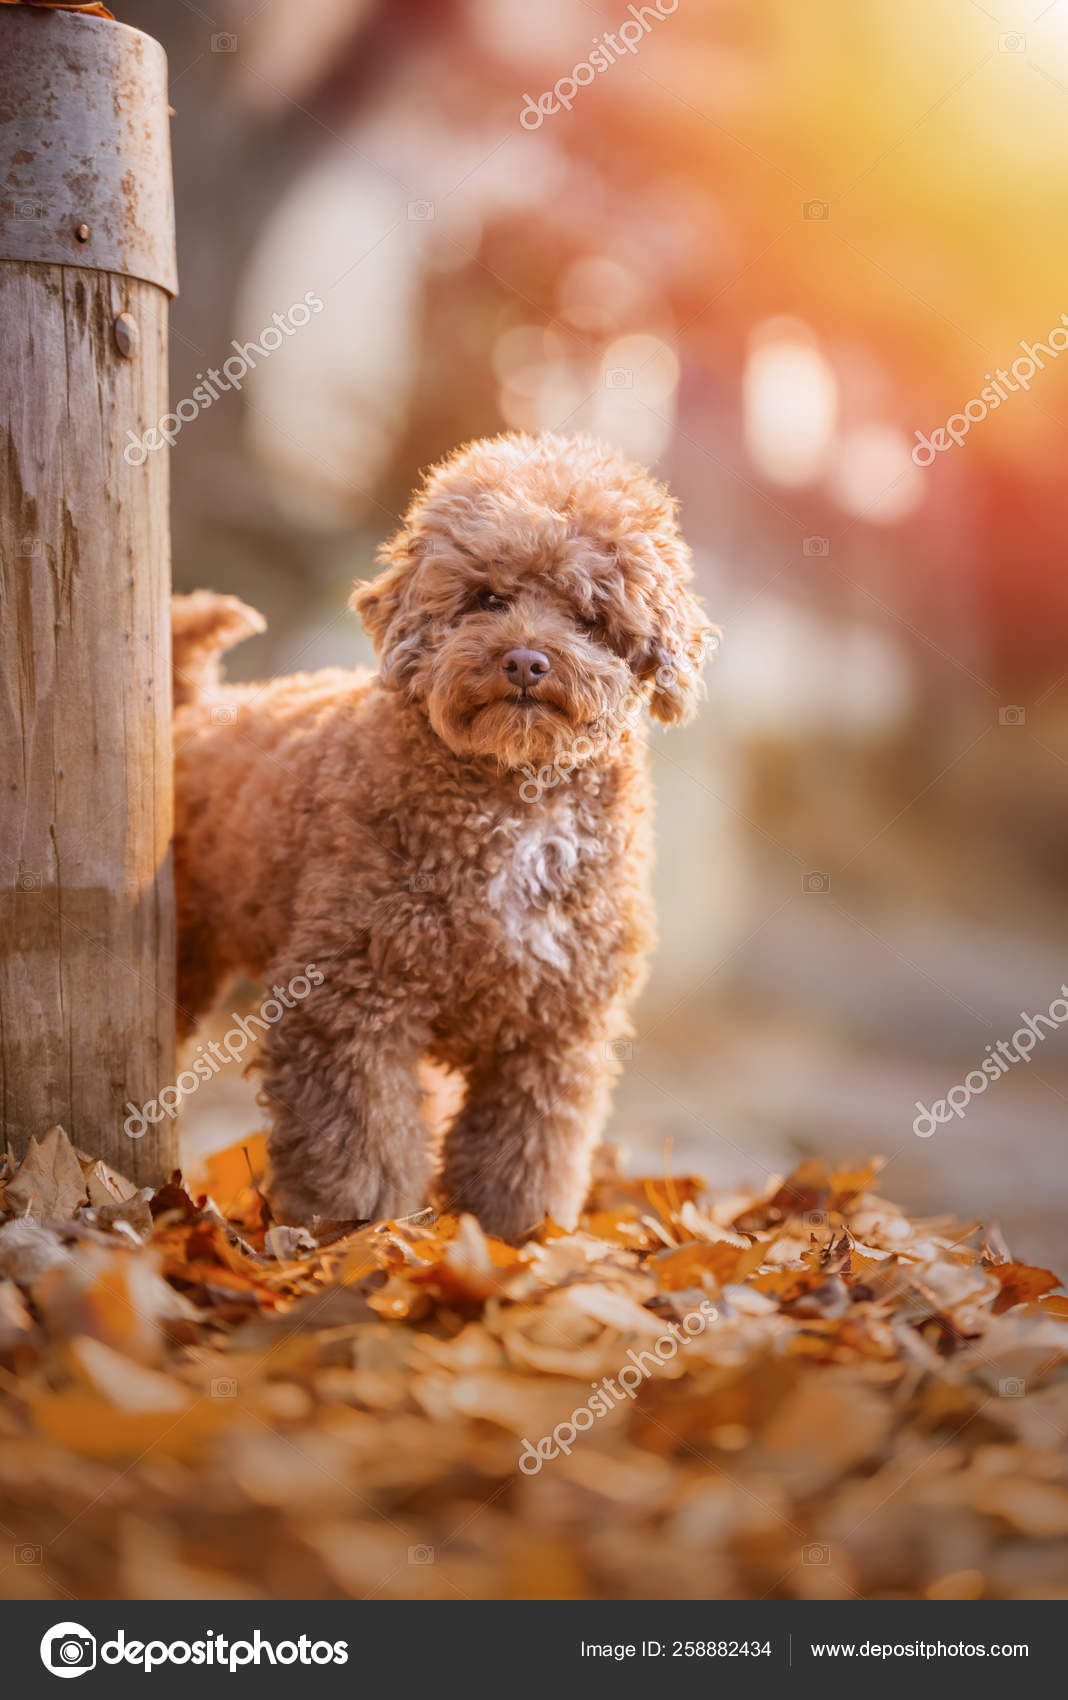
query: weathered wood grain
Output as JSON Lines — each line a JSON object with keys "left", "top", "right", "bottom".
{"left": 0, "top": 263, "right": 176, "bottom": 1183}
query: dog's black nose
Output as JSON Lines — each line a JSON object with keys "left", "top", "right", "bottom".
{"left": 502, "top": 648, "right": 551, "bottom": 688}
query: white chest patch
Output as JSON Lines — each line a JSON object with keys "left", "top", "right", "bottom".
{"left": 485, "top": 807, "right": 601, "bottom": 972}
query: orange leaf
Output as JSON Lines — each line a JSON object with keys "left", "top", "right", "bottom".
{"left": 196, "top": 1135, "right": 269, "bottom": 1213}
{"left": 991, "top": 1262, "right": 1061, "bottom": 1314}
{"left": 752, "top": 1267, "right": 807, "bottom": 1301}
{"left": 732, "top": 1160, "right": 829, "bottom": 1232}
{"left": 0, "top": 2, "right": 116, "bottom": 16}
{"left": 30, "top": 1390, "right": 224, "bottom": 1460}
{"left": 579, "top": 1210, "right": 655, "bottom": 1249}
{"left": 829, "top": 1159, "right": 883, "bottom": 1206}
{"left": 654, "top": 1240, "right": 757, "bottom": 1291}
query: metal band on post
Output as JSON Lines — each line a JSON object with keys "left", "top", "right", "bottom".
{"left": 0, "top": 9, "right": 178, "bottom": 294}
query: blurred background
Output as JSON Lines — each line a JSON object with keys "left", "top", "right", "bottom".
{"left": 126, "top": 0, "right": 1066, "bottom": 1266}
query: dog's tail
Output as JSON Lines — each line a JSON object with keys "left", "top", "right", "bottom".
{"left": 171, "top": 591, "right": 266, "bottom": 710}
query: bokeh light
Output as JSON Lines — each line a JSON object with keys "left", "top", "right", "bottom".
{"left": 744, "top": 323, "right": 837, "bottom": 487}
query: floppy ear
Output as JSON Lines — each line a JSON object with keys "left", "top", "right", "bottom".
{"left": 349, "top": 530, "right": 426, "bottom": 685}
{"left": 630, "top": 525, "right": 716, "bottom": 725}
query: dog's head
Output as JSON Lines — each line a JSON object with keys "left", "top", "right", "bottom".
{"left": 351, "top": 432, "right": 714, "bottom": 769}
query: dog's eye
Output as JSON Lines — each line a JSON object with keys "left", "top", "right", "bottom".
{"left": 476, "top": 589, "right": 509, "bottom": 612}
{"left": 580, "top": 613, "right": 606, "bottom": 636}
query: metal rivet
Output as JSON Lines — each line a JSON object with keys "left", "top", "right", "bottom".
{"left": 113, "top": 312, "right": 139, "bottom": 359}
{"left": 75, "top": 222, "right": 90, "bottom": 243}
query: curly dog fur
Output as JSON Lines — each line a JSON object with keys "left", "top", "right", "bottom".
{"left": 172, "top": 432, "right": 712, "bottom": 1237}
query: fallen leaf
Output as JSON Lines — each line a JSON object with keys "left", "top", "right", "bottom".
{"left": 5, "top": 1126, "right": 87, "bottom": 1219}
{"left": 80, "top": 1156, "right": 137, "bottom": 1209}
{"left": 67, "top": 1336, "right": 190, "bottom": 1413}
{"left": 991, "top": 1262, "right": 1061, "bottom": 1314}
{"left": 29, "top": 1389, "right": 223, "bottom": 1460}
{"left": 654, "top": 1239, "right": 760, "bottom": 1291}
{"left": 193, "top": 1134, "right": 269, "bottom": 1217}
{"left": 0, "top": 2, "right": 115, "bottom": 16}
{"left": 732, "top": 1160, "right": 830, "bottom": 1233}
{"left": 0, "top": 1278, "right": 36, "bottom": 1350}
{"left": 0, "top": 1218, "right": 74, "bottom": 1284}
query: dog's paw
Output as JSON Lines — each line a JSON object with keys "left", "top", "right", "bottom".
{"left": 271, "top": 1160, "right": 431, "bottom": 1230}
{"left": 439, "top": 1182, "right": 579, "bottom": 1244}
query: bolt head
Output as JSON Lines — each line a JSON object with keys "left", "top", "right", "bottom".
{"left": 75, "top": 223, "right": 90, "bottom": 243}
{"left": 113, "top": 312, "right": 139, "bottom": 359}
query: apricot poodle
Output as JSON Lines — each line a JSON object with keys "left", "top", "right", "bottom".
{"left": 172, "top": 431, "right": 713, "bottom": 1237}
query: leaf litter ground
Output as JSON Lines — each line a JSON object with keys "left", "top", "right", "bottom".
{"left": 0, "top": 1125, "right": 1065, "bottom": 1600}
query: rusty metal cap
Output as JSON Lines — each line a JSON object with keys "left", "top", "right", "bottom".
{"left": 0, "top": 9, "right": 178, "bottom": 296}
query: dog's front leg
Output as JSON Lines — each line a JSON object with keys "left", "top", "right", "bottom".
{"left": 259, "top": 983, "right": 433, "bottom": 1225}
{"left": 438, "top": 1033, "right": 617, "bottom": 1239}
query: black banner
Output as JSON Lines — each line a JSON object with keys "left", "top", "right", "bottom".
{"left": 2, "top": 1600, "right": 1057, "bottom": 1690}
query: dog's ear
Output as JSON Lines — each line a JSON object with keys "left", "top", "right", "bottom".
{"left": 349, "top": 531, "right": 425, "bottom": 684}
{"left": 627, "top": 518, "right": 716, "bottom": 725}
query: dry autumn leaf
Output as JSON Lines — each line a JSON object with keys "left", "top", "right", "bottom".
{"left": 990, "top": 1261, "right": 1061, "bottom": 1314}
{"left": 5, "top": 1124, "right": 87, "bottom": 1219}
{"left": 0, "top": 2, "right": 115, "bottom": 16}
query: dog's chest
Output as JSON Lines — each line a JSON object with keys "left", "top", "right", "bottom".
{"left": 471, "top": 797, "right": 605, "bottom": 974}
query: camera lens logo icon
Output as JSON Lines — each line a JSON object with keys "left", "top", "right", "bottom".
{"left": 40, "top": 1623, "right": 96, "bottom": 1679}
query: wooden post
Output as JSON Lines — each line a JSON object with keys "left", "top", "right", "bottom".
{"left": 0, "top": 9, "right": 178, "bottom": 1184}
